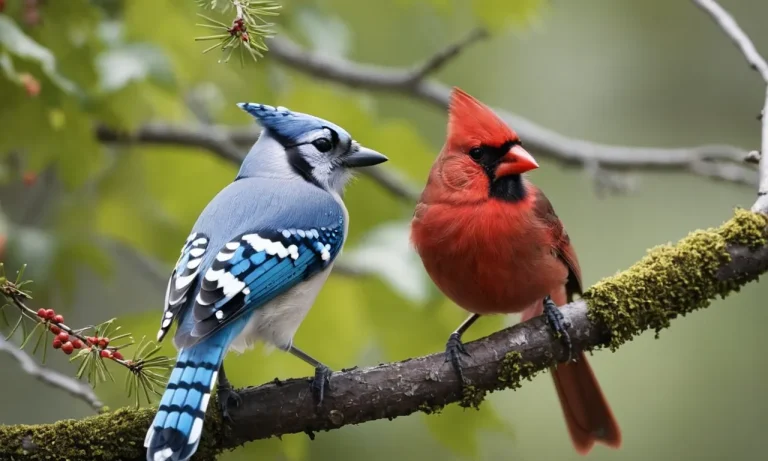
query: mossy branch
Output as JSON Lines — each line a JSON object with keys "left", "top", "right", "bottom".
{"left": 1, "top": 210, "right": 766, "bottom": 461}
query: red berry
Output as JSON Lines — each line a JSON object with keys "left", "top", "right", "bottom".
{"left": 44, "top": 309, "right": 55, "bottom": 320}
{"left": 72, "top": 339, "right": 83, "bottom": 349}
{"left": 22, "top": 171, "right": 38, "bottom": 186}
{"left": 36, "top": 308, "right": 46, "bottom": 318}
{"left": 100, "top": 349, "right": 112, "bottom": 358}
{"left": 113, "top": 351, "right": 124, "bottom": 360}
{"left": 49, "top": 325, "right": 61, "bottom": 334}
{"left": 87, "top": 336, "right": 97, "bottom": 345}
{"left": 61, "top": 342, "right": 74, "bottom": 355}
{"left": 241, "top": 32, "right": 249, "bottom": 42}
{"left": 53, "top": 314, "right": 64, "bottom": 324}
{"left": 57, "top": 331, "right": 69, "bottom": 342}
{"left": 98, "top": 338, "right": 109, "bottom": 348}
{"left": 52, "top": 339, "right": 62, "bottom": 349}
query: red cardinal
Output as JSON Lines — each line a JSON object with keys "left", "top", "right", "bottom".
{"left": 410, "top": 87, "right": 621, "bottom": 454}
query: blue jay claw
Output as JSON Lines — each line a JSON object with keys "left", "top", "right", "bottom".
{"left": 543, "top": 295, "right": 572, "bottom": 362}
{"left": 310, "top": 365, "right": 332, "bottom": 406}
{"left": 217, "top": 385, "right": 243, "bottom": 423}
{"left": 445, "top": 332, "right": 471, "bottom": 385}
{"left": 216, "top": 364, "right": 242, "bottom": 423}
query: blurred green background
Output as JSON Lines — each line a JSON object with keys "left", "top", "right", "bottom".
{"left": 1, "top": 1, "right": 767, "bottom": 460}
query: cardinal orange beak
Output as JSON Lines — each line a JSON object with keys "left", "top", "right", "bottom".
{"left": 495, "top": 144, "right": 539, "bottom": 177}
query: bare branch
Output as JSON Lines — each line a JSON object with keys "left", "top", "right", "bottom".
{"left": 264, "top": 34, "right": 757, "bottom": 187}
{"left": 1, "top": 210, "right": 766, "bottom": 461}
{"left": 95, "top": 123, "right": 243, "bottom": 164}
{"left": 691, "top": 0, "right": 768, "bottom": 213}
{"left": 406, "top": 28, "right": 488, "bottom": 84}
{"left": 0, "top": 335, "right": 104, "bottom": 412}
{"left": 95, "top": 124, "right": 420, "bottom": 202}
{"left": 692, "top": 0, "right": 768, "bottom": 81}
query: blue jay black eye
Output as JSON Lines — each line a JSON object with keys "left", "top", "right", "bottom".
{"left": 312, "top": 138, "right": 333, "bottom": 153}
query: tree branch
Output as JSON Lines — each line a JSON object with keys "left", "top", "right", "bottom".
{"left": 1, "top": 210, "right": 765, "bottom": 461}
{"left": 95, "top": 123, "right": 421, "bottom": 203}
{"left": 264, "top": 33, "right": 758, "bottom": 188}
{"left": 691, "top": 0, "right": 768, "bottom": 213}
{"left": 0, "top": 335, "right": 104, "bottom": 412}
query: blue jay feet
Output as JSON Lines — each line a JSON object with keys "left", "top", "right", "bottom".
{"left": 216, "top": 365, "right": 242, "bottom": 423}
{"left": 445, "top": 313, "right": 480, "bottom": 385}
{"left": 543, "top": 295, "right": 572, "bottom": 362}
{"left": 311, "top": 364, "right": 332, "bottom": 405}
{"left": 288, "top": 345, "right": 332, "bottom": 406}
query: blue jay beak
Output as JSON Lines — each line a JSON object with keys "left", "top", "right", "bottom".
{"left": 343, "top": 145, "right": 388, "bottom": 168}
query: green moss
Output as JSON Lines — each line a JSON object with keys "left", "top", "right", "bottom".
{"left": 418, "top": 402, "right": 445, "bottom": 415}
{"left": 0, "top": 406, "right": 224, "bottom": 461}
{"left": 458, "top": 385, "right": 487, "bottom": 410}
{"left": 496, "top": 351, "right": 538, "bottom": 391}
{"left": 454, "top": 351, "right": 537, "bottom": 410}
{"left": 583, "top": 209, "right": 768, "bottom": 351}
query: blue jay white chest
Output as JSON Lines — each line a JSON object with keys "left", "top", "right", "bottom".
{"left": 231, "top": 192, "right": 350, "bottom": 353}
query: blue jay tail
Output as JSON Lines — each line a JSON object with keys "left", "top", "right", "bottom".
{"left": 144, "top": 333, "right": 230, "bottom": 461}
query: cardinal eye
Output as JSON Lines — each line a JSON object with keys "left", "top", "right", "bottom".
{"left": 312, "top": 138, "right": 333, "bottom": 153}
{"left": 469, "top": 147, "right": 483, "bottom": 160}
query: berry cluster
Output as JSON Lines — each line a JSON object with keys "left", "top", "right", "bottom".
{"left": 35, "top": 308, "right": 123, "bottom": 359}
{"left": 228, "top": 17, "right": 249, "bottom": 42}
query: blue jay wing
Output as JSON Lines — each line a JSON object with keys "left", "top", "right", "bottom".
{"left": 156, "top": 233, "right": 209, "bottom": 342}
{"left": 188, "top": 223, "right": 343, "bottom": 341}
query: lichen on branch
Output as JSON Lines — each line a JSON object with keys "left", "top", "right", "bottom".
{"left": 0, "top": 406, "right": 224, "bottom": 461}
{"left": 584, "top": 209, "right": 768, "bottom": 350}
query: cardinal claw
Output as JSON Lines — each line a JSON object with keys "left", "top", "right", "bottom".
{"left": 543, "top": 296, "right": 572, "bottom": 362}
{"left": 310, "top": 364, "right": 332, "bottom": 406}
{"left": 445, "top": 333, "right": 470, "bottom": 384}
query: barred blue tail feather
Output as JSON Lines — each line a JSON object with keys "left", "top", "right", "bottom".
{"left": 145, "top": 323, "right": 243, "bottom": 461}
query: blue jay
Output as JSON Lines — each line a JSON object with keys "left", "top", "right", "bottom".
{"left": 144, "top": 103, "right": 388, "bottom": 461}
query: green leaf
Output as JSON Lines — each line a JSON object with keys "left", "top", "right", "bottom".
{"left": 52, "top": 98, "right": 106, "bottom": 189}
{"left": 341, "top": 220, "right": 431, "bottom": 303}
{"left": 471, "top": 0, "right": 545, "bottom": 31}
{"left": 95, "top": 43, "right": 176, "bottom": 92}
{"left": 424, "top": 403, "right": 513, "bottom": 458}
{"left": 0, "top": 14, "right": 78, "bottom": 93}
{"left": 293, "top": 6, "right": 351, "bottom": 58}
{"left": 3, "top": 224, "right": 56, "bottom": 294}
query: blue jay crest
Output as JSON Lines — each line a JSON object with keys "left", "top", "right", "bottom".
{"left": 235, "top": 102, "right": 387, "bottom": 192}
{"left": 237, "top": 102, "right": 351, "bottom": 147}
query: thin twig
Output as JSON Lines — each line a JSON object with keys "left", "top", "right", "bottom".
{"left": 0, "top": 335, "right": 104, "bottom": 412}
{"left": 691, "top": 0, "right": 768, "bottom": 213}
{"left": 0, "top": 278, "right": 172, "bottom": 401}
{"left": 406, "top": 28, "right": 489, "bottom": 84}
